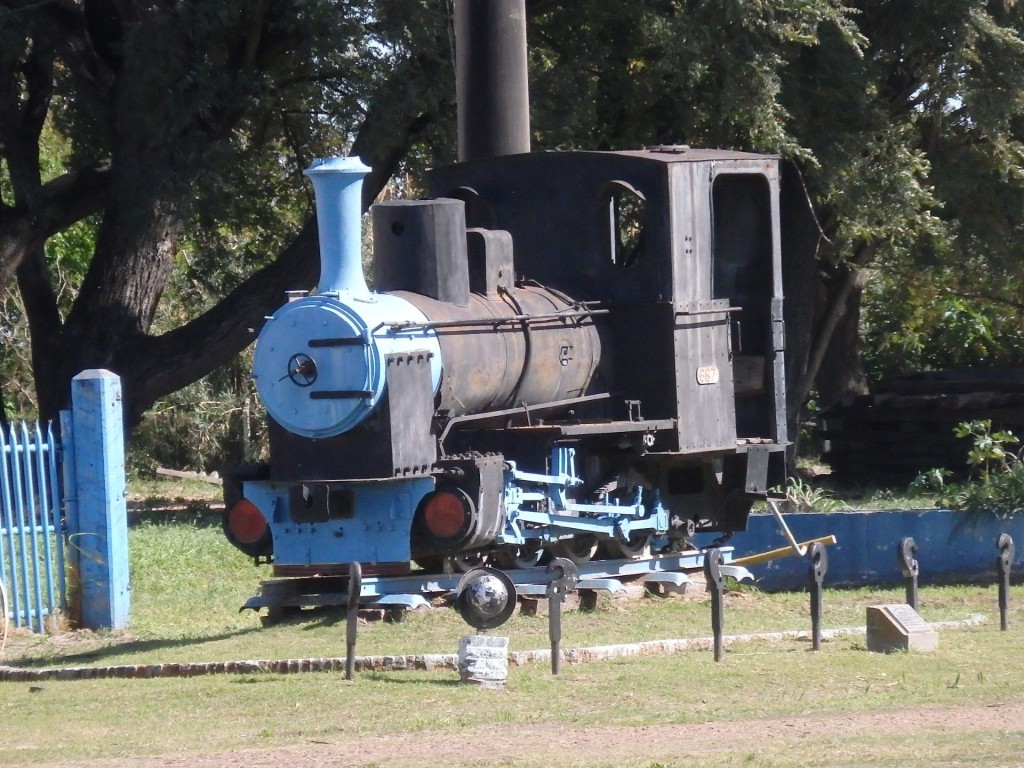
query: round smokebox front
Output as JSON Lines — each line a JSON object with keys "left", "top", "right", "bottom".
{"left": 253, "top": 295, "right": 382, "bottom": 439}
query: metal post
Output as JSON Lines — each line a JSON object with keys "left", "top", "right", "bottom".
{"left": 897, "top": 537, "right": 919, "bottom": 612}
{"left": 70, "top": 370, "right": 129, "bottom": 630}
{"left": 0, "top": 572, "right": 7, "bottom": 654}
{"left": 808, "top": 541, "right": 828, "bottom": 651}
{"left": 704, "top": 548, "right": 725, "bottom": 662}
{"left": 997, "top": 534, "right": 1014, "bottom": 632}
{"left": 546, "top": 557, "right": 578, "bottom": 675}
{"left": 59, "top": 410, "right": 79, "bottom": 626}
{"left": 346, "top": 561, "right": 362, "bottom": 680}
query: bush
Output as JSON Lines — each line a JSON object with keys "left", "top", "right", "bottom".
{"left": 919, "top": 420, "right": 1024, "bottom": 518}
{"left": 128, "top": 356, "right": 267, "bottom": 475}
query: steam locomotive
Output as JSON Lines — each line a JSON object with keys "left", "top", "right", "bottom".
{"left": 222, "top": 1, "right": 788, "bottom": 578}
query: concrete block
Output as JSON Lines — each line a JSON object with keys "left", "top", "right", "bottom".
{"left": 866, "top": 604, "right": 938, "bottom": 653}
{"left": 458, "top": 634, "right": 509, "bottom": 688}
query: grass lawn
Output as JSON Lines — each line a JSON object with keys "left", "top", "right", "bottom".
{"left": 0, "top": 479, "right": 1022, "bottom": 766}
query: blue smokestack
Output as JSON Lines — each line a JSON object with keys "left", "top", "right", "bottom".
{"left": 304, "top": 156, "right": 372, "bottom": 297}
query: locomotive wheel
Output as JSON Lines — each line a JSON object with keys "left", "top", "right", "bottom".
{"left": 494, "top": 542, "right": 546, "bottom": 569}
{"left": 552, "top": 535, "right": 599, "bottom": 565}
{"left": 606, "top": 533, "right": 653, "bottom": 560}
{"left": 451, "top": 551, "right": 490, "bottom": 573}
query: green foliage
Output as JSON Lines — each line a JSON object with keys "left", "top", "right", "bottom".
{"left": 794, "top": 3, "right": 1024, "bottom": 398}
{"left": 529, "top": 1, "right": 863, "bottom": 155}
{"left": 5, "top": 0, "right": 1024, "bottom": 467}
{"left": 776, "top": 475, "right": 843, "bottom": 513}
{"left": 795, "top": 394, "right": 824, "bottom": 456}
{"left": 909, "top": 466, "right": 954, "bottom": 495}
{"left": 862, "top": 263, "right": 1024, "bottom": 381}
{"left": 930, "top": 420, "right": 1024, "bottom": 518}
{"left": 129, "top": 355, "right": 267, "bottom": 474}
{"left": 956, "top": 419, "right": 1019, "bottom": 477}
{"left": 38, "top": 124, "right": 97, "bottom": 286}
{"left": 0, "top": 288, "right": 34, "bottom": 419}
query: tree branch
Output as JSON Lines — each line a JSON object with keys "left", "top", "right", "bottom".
{"left": 121, "top": 220, "right": 320, "bottom": 424}
{"left": 119, "top": 45, "right": 451, "bottom": 422}
{"left": 16, "top": 247, "right": 64, "bottom": 413}
{"left": 38, "top": 0, "right": 117, "bottom": 99}
{"left": 796, "top": 240, "right": 878, "bottom": 408}
{"left": 0, "top": 162, "right": 111, "bottom": 288}
{"left": 954, "top": 292, "right": 1024, "bottom": 313}
{"left": 351, "top": 51, "right": 451, "bottom": 207}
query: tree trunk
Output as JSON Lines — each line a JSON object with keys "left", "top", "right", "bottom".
{"left": 34, "top": 155, "right": 182, "bottom": 422}
{"left": 16, "top": 248, "right": 63, "bottom": 418}
{"left": 802, "top": 241, "right": 875, "bottom": 411}
{"left": 121, "top": 221, "right": 321, "bottom": 429}
{"left": 780, "top": 163, "right": 876, "bottom": 458}
{"left": 814, "top": 273, "right": 870, "bottom": 407}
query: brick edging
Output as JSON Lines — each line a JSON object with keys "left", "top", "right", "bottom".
{"left": 0, "top": 615, "right": 986, "bottom": 682}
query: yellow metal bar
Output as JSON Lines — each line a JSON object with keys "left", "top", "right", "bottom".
{"left": 731, "top": 535, "right": 838, "bottom": 567}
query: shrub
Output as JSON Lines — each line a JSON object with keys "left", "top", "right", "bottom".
{"left": 928, "top": 420, "right": 1024, "bottom": 519}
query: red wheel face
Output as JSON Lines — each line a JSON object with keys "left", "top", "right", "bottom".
{"left": 422, "top": 491, "right": 469, "bottom": 539}
{"left": 227, "top": 499, "right": 269, "bottom": 545}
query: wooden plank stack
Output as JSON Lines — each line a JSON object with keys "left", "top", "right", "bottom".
{"left": 819, "top": 371, "right": 1024, "bottom": 485}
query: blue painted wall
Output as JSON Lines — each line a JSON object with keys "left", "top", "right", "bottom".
{"left": 701, "top": 510, "right": 1024, "bottom": 591}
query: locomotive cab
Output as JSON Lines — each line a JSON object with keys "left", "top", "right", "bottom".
{"left": 429, "top": 148, "right": 785, "bottom": 445}
{"left": 429, "top": 147, "right": 787, "bottom": 533}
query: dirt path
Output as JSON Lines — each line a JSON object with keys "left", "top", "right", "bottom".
{"left": 34, "top": 701, "right": 1024, "bottom": 768}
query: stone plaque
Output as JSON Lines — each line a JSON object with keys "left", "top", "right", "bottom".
{"left": 866, "top": 604, "right": 938, "bottom": 653}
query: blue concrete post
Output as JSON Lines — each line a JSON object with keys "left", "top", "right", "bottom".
{"left": 70, "top": 370, "right": 129, "bottom": 629}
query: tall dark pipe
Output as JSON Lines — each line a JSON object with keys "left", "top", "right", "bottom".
{"left": 455, "top": 0, "right": 531, "bottom": 162}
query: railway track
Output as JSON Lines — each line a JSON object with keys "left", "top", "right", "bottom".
{"left": 242, "top": 548, "right": 752, "bottom": 621}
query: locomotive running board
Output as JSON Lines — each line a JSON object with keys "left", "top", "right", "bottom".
{"left": 240, "top": 548, "right": 753, "bottom": 616}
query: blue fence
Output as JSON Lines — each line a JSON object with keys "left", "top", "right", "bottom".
{"left": 0, "top": 369, "right": 129, "bottom": 634}
{"left": 0, "top": 420, "right": 67, "bottom": 633}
